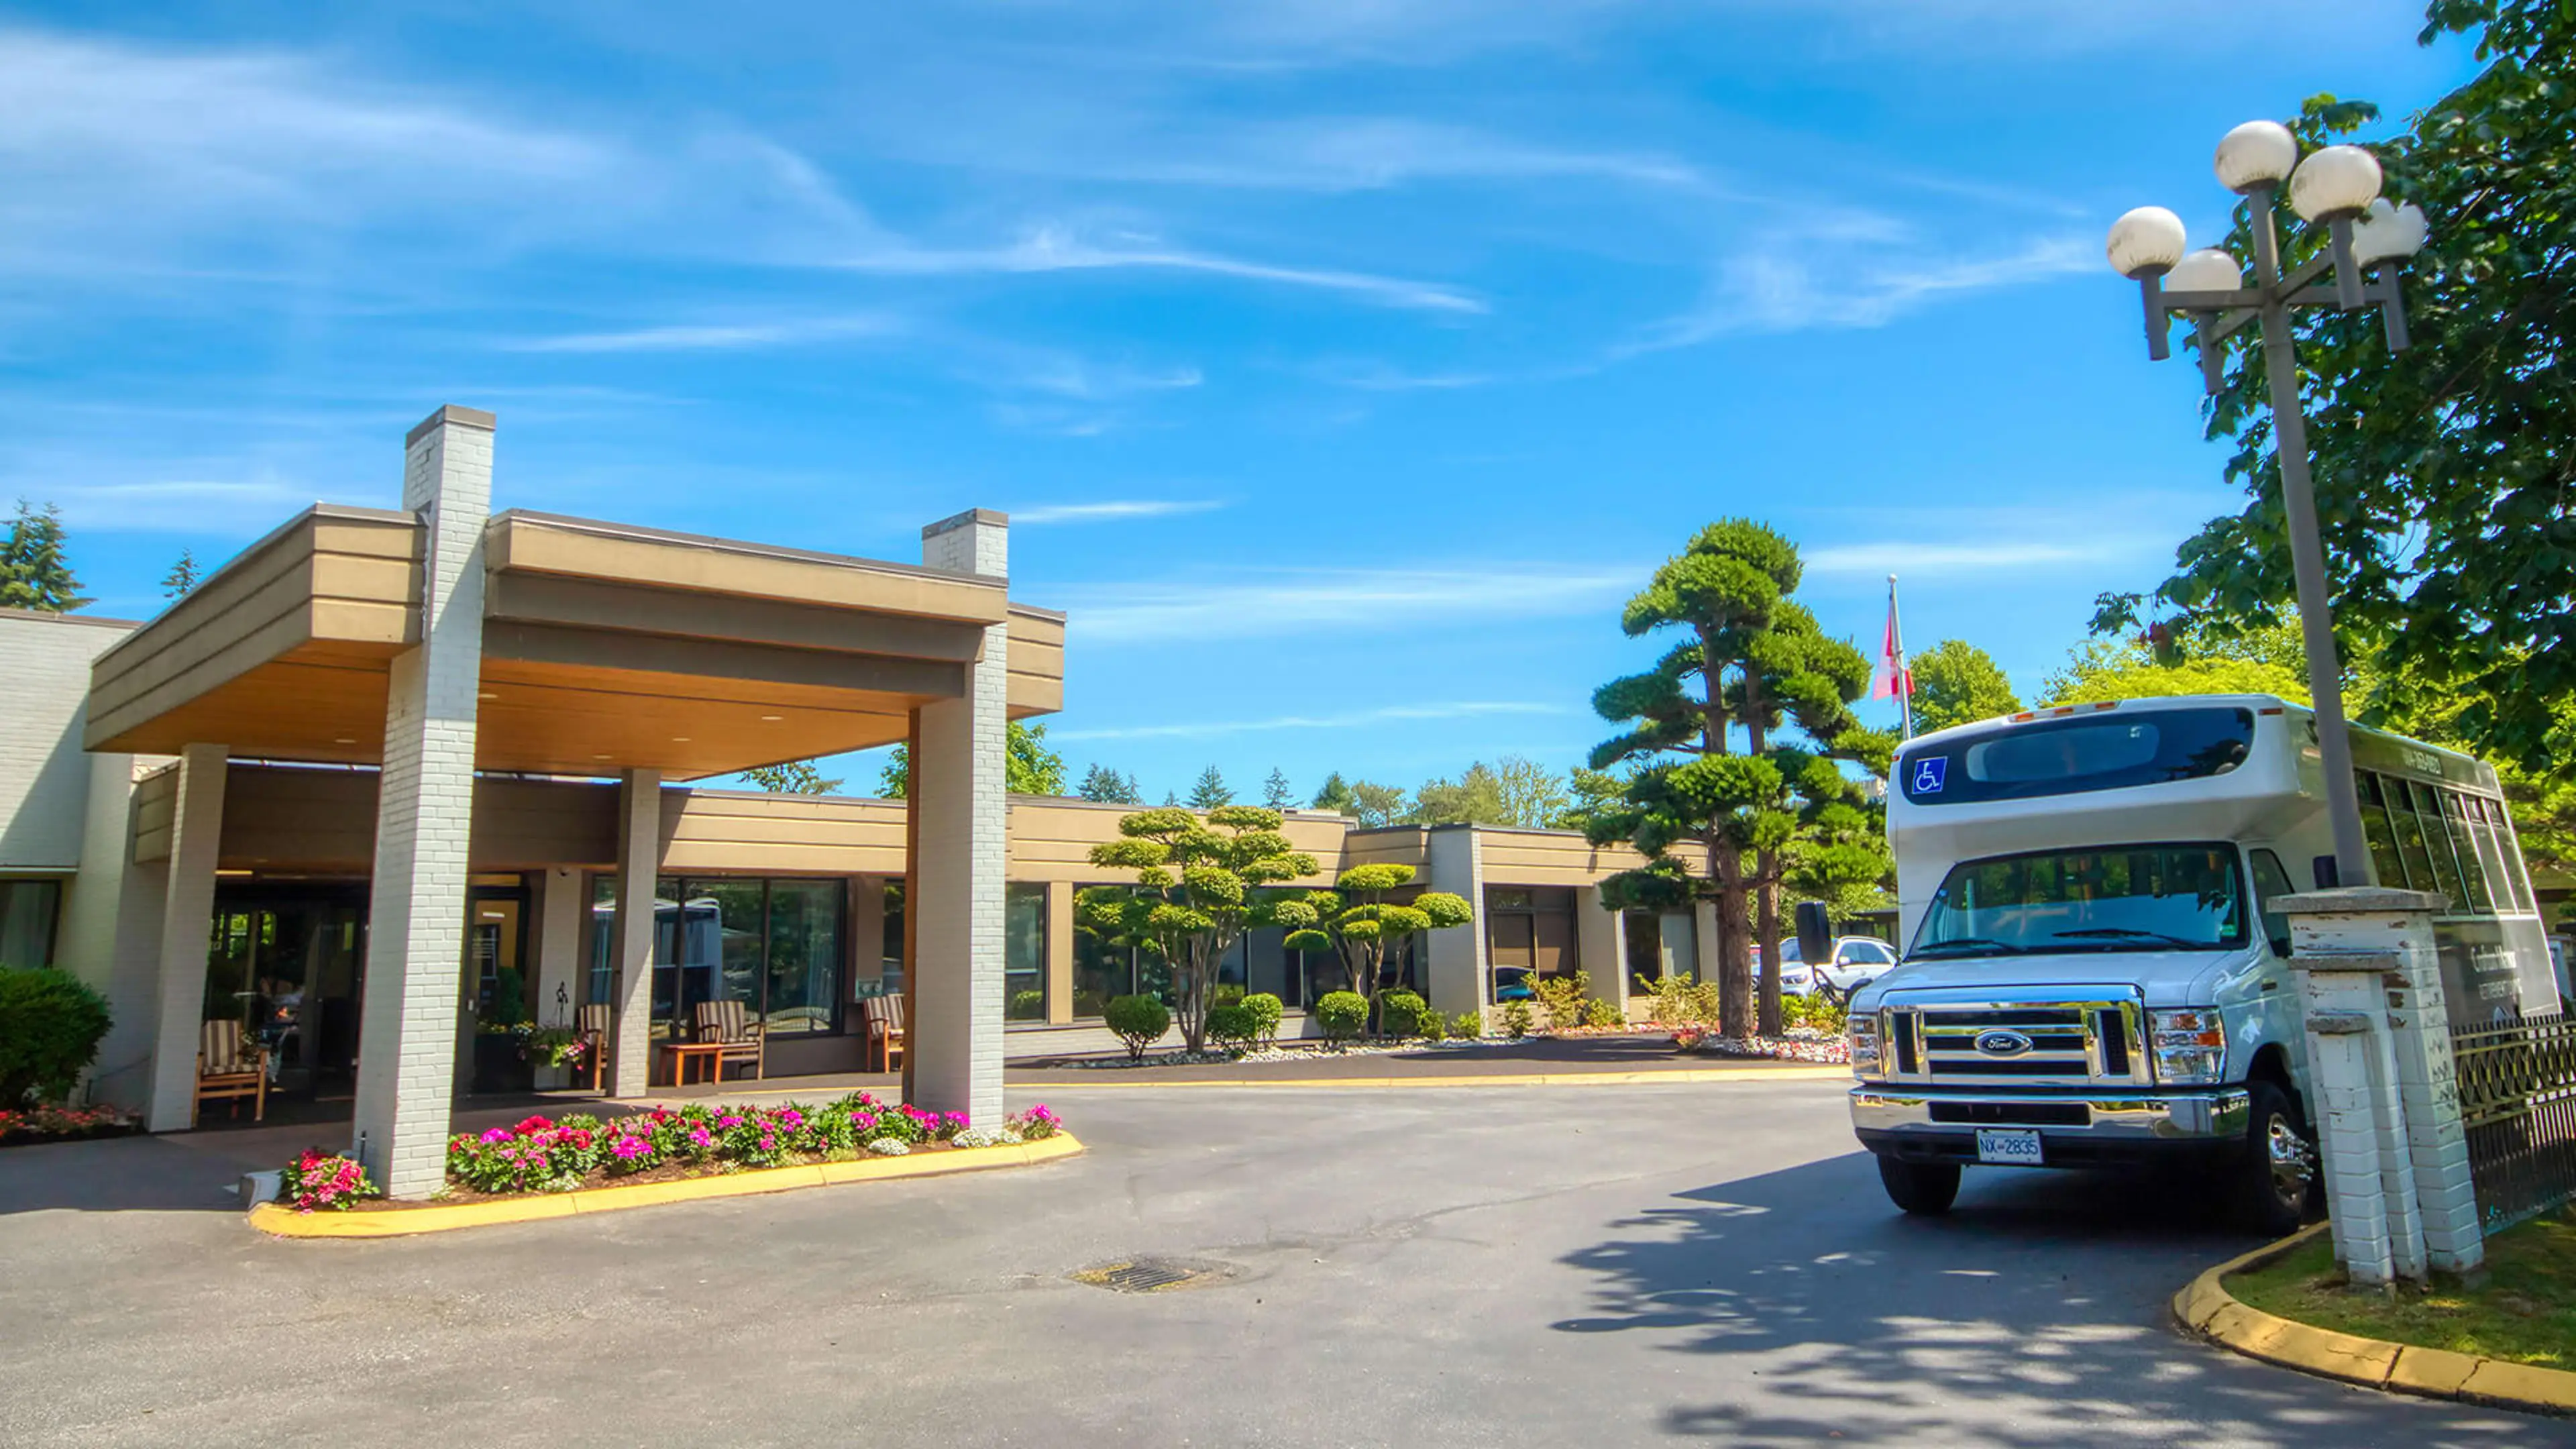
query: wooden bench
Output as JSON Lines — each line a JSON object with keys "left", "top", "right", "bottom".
{"left": 576, "top": 1004, "right": 610, "bottom": 1093}
{"left": 860, "top": 995, "right": 906, "bottom": 1073}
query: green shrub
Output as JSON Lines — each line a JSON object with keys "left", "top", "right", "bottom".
{"left": 1501, "top": 1000, "right": 1534, "bottom": 1038}
{"left": 1009, "top": 988, "right": 1046, "bottom": 1020}
{"left": 0, "top": 969, "right": 112, "bottom": 1106}
{"left": 1635, "top": 974, "right": 1721, "bottom": 1028}
{"left": 1450, "top": 1010, "right": 1484, "bottom": 1041}
{"left": 1582, "top": 998, "right": 1625, "bottom": 1029}
{"left": 1529, "top": 969, "right": 1591, "bottom": 1031}
{"left": 1783, "top": 990, "right": 1847, "bottom": 1034}
{"left": 1241, "top": 992, "right": 1284, "bottom": 1047}
{"left": 1415, "top": 1010, "right": 1447, "bottom": 1042}
{"left": 1210, "top": 982, "right": 1246, "bottom": 1008}
{"left": 1102, "top": 994, "right": 1171, "bottom": 1062}
{"left": 1205, "top": 1002, "right": 1258, "bottom": 1051}
{"left": 1315, "top": 990, "right": 1369, "bottom": 1043}
{"left": 1380, "top": 990, "right": 1432, "bottom": 1038}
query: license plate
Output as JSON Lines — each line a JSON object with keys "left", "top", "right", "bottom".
{"left": 1976, "top": 1128, "right": 2044, "bottom": 1167}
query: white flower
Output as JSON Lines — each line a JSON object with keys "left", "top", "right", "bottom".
{"left": 951, "top": 1128, "right": 1004, "bottom": 1149}
{"left": 998, "top": 1128, "right": 1025, "bottom": 1146}
{"left": 865, "top": 1138, "right": 911, "bottom": 1157}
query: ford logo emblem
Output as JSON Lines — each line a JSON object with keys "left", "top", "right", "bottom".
{"left": 1975, "top": 1029, "right": 2034, "bottom": 1057}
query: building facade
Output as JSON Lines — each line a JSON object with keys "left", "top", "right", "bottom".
{"left": 0, "top": 406, "right": 1719, "bottom": 1193}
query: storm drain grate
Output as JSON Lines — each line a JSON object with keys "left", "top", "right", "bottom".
{"left": 1070, "top": 1257, "right": 1233, "bottom": 1293}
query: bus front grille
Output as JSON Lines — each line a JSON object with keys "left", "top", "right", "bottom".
{"left": 1882, "top": 994, "right": 2147, "bottom": 1088}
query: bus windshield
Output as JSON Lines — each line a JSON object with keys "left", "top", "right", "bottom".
{"left": 1911, "top": 843, "right": 2248, "bottom": 960}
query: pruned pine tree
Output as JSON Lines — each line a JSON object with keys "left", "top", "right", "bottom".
{"left": 1075, "top": 807, "right": 1318, "bottom": 1051}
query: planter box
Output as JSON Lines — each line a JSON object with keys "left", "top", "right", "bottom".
{"left": 532, "top": 1064, "right": 570, "bottom": 1091}
{"left": 471, "top": 1036, "right": 535, "bottom": 1095}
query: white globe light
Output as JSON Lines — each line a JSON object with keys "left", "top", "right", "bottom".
{"left": 2164, "top": 248, "right": 2243, "bottom": 294}
{"left": 2352, "top": 197, "right": 2429, "bottom": 264}
{"left": 2106, "top": 205, "right": 2187, "bottom": 278}
{"left": 2288, "top": 144, "right": 2383, "bottom": 221}
{"left": 2215, "top": 120, "right": 2299, "bottom": 193}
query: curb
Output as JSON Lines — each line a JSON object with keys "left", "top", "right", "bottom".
{"left": 1024, "top": 1065, "right": 1854, "bottom": 1090}
{"left": 2173, "top": 1221, "right": 2576, "bottom": 1417}
{"left": 249, "top": 1133, "right": 1084, "bottom": 1239}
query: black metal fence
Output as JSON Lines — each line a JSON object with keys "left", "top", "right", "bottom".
{"left": 2453, "top": 1012, "right": 2576, "bottom": 1232}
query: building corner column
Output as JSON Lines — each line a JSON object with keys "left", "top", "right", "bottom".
{"left": 1424, "top": 826, "right": 1485, "bottom": 1017}
{"left": 1579, "top": 885, "right": 1625, "bottom": 1020}
{"left": 608, "top": 769, "right": 662, "bottom": 1097}
{"left": 1044, "top": 879, "right": 1075, "bottom": 1025}
{"left": 913, "top": 508, "right": 1009, "bottom": 1126}
{"left": 352, "top": 405, "right": 493, "bottom": 1197}
{"left": 145, "top": 745, "right": 227, "bottom": 1132}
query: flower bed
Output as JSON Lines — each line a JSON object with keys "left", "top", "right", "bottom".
{"left": 269, "top": 1093, "right": 1065, "bottom": 1212}
{"left": 0, "top": 1102, "right": 140, "bottom": 1148}
{"left": 1683, "top": 1030, "right": 1850, "bottom": 1065}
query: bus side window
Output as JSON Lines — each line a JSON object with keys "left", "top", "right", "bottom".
{"left": 2251, "top": 849, "right": 2296, "bottom": 958}
{"left": 2355, "top": 771, "right": 2410, "bottom": 889}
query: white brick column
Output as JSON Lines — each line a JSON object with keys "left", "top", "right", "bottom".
{"left": 1424, "top": 825, "right": 1485, "bottom": 1016}
{"left": 145, "top": 745, "right": 227, "bottom": 1132}
{"left": 912, "top": 508, "right": 1009, "bottom": 1127}
{"left": 608, "top": 769, "right": 661, "bottom": 1096}
{"left": 2283, "top": 887, "right": 2483, "bottom": 1283}
{"left": 1579, "top": 885, "right": 1626, "bottom": 1020}
{"left": 352, "top": 405, "right": 492, "bottom": 1197}
{"left": 532, "top": 865, "right": 583, "bottom": 1027}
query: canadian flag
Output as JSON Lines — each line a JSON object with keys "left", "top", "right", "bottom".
{"left": 1870, "top": 576, "right": 1913, "bottom": 729}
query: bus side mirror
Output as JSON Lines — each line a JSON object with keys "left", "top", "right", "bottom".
{"left": 1794, "top": 901, "right": 1832, "bottom": 965}
{"left": 2312, "top": 855, "right": 2341, "bottom": 890}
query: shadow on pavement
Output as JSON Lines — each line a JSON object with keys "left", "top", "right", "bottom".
{"left": 1553, "top": 1152, "right": 2561, "bottom": 1447}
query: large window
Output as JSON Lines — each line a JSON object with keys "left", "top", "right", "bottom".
{"left": 1900, "top": 707, "right": 2255, "bottom": 806}
{"left": 1006, "top": 883, "right": 1046, "bottom": 1021}
{"left": 1911, "top": 843, "right": 2247, "bottom": 960}
{"left": 0, "top": 878, "right": 61, "bottom": 969}
{"left": 2354, "top": 771, "right": 2533, "bottom": 917}
{"left": 588, "top": 875, "right": 846, "bottom": 1036}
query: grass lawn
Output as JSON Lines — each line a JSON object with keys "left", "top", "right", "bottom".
{"left": 2228, "top": 1214, "right": 2576, "bottom": 1369}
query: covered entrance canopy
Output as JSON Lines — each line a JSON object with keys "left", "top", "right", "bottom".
{"left": 92, "top": 404, "right": 1050, "bottom": 1197}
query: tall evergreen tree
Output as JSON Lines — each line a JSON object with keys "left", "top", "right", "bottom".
{"left": 1077, "top": 763, "right": 1142, "bottom": 804}
{"left": 0, "top": 502, "right": 89, "bottom": 613}
{"left": 1582, "top": 520, "right": 1892, "bottom": 1036}
{"left": 1261, "top": 767, "right": 1294, "bottom": 810}
{"left": 1187, "top": 765, "right": 1234, "bottom": 809}
{"left": 162, "top": 549, "right": 201, "bottom": 600}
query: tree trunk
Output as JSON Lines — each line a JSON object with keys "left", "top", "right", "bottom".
{"left": 1711, "top": 851, "right": 1754, "bottom": 1038}
{"left": 1755, "top": 870, "right": 1782, "bottom": 1038}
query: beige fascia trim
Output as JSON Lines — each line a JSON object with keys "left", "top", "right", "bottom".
{"left": 487, "top": 511, "right": 1012, "bottom": 624}
{"left": 0, "top": 606, "right": 142, "bottom": 631}
{"left": 90, "top": 504, "right": 414, "bottom": 674}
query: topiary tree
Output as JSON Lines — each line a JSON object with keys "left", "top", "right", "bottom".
{"left": 1314, "top": 990, "right": 1369, "bottom": 1044}
{"left": 1379, "top": 990, "right": 1433, "bottom": 1038}
{"left": 1204, "top": 1000, "right": 1258, "bottom": 1051}
{"left": 0, "top": 969, "right": 112, "bottom": 1106}
{"left": 1273, "top": 863, "right": 1470, "bottom": 1022}
{"left": 1077, "top": 806, "right": 1319, "bottom": 1051}
{"left": 1241, "top": 991, "right": 1284, "bottom": 1049}
{"left": 1582, "top": 520, "right": 1892, "bottom": 1038}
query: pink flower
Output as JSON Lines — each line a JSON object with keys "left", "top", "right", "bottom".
{"left": 480, "top": 1128, "right": 513, "bottom": 1144}
{"left": 612, "top": 1136, "right": 652, "bottom": 1160}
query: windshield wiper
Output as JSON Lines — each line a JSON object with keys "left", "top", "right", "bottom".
{"left": 1911, "top": 937, "right": 2025, "bottom": 958}
{"left": 2053, "top": 928, "right": 2205, "bottom": 949}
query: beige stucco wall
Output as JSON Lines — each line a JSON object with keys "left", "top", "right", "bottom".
{"left": 0, "top": 609, "right": 136, "bottom": 872}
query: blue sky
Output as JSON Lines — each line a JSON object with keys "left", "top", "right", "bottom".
{"left": 1, "top": 1, "right": 2476, "bottom": 802}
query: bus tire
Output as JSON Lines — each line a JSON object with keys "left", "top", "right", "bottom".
{"left": 2232, "top": 1081, "right": 2314, "bottom": 1237}
{"left": 1877, "top": 1155, "right": 1961, "bottom": 1216}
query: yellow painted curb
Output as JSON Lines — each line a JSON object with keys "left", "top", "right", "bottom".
{"left": 2173, "top": 1220, "right": 2576, "bottom": 1417}
{"left": 1036, "top": 1065, "right": 1853, "bottom": 1089}
{"left": 249, "top": 1133, "right": 1085, "bottom": 1239}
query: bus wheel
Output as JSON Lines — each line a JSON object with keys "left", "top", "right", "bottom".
{"left": 1877, "top": 1155, "right": 1961, "bottom": 1216}
{"left": 2233, "top": 1081, "right": 2314, "bottom": 1237}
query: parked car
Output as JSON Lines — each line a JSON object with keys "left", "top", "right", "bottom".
{"left": 1764, "top": 936, "right": 1901, "bottom": 1000}
{"left": 1491, "top": 965, "right": 1535, "bottom": 1002}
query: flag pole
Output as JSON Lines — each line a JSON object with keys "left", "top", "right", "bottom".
{"left": 1889, "top": 573, "right": 1913, "bottom": 742}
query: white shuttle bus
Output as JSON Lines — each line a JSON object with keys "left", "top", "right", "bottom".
{"left": 1847, "top": 694, "right": 2558, "bottom": 1232}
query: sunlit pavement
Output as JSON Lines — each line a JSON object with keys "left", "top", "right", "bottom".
{"left": 2, "top": 1079, "right": 2561, "bottom": 1447}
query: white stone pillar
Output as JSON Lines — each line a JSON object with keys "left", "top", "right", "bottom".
{"left": 912, "top": 509, "right": 1009, "bottom": 1127}
{"left": 533, "top": 865, "right": 583, "bottom": 1026}
{"left": 1578, "top": 884, "right": 1625, "bottom": 1019}
{"left": 145, "top": 744, "right": 227, "bottom": 1132}
{"left": 2283, "top": 887, "right": 2483, "bottom": 1281}
{"left": 352, "top": 405, "right": 492, "bottom": 1198}
{"left": 1692, "top": 900, "right": 1723, "bottom": 987}
{"left": 1424, "top": 825, "right": 1485, "bottom": 1016}
{"left": 608, "top": 769, "right": 661, "bottom": 1097}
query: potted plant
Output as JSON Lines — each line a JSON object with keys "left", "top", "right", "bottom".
{"left": 522, "top": 1026, "right": 586, "bottom": 1091}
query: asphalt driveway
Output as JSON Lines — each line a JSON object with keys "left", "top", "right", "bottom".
{"left": 1, "top": 1078, "right": 2560, "bottom": 1447}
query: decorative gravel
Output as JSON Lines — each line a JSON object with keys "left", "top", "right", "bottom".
{"left": 1059, "top": 1038, "right": 1529, "bottom": 1070}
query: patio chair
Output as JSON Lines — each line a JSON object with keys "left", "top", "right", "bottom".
{"left": 692, "top": 999, "right": 765, "bottom": 1082}
{"left": 576, "top": 1004, "right": 610, "bottom": 1092}
{"left": 860, "top": 994, "right": 906, "bottom": 1073}
{"left": 194, "top": 1019, "right": 269, "bottom": 1126}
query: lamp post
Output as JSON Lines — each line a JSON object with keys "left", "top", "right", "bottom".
{"left": 2107, "top": 121, "right": 2428, "bottom": 889}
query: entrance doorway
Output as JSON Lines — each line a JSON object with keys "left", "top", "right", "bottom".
{"left": 206, "top": 883, "right": 369, "bottom": 1099}
{"left": 460, "top": 875, "right": 533, "bottom": 1095}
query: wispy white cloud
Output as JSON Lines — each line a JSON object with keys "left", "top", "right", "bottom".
{"left": 961, "top": 116, "right": 1711, "bottom": 195}
{"left": 1014, "top": 360, "right": 1205, "bottom": 400}
{"left": 1053, "top": 700, "right": 1564, "bottom": 742}
{"left": 1803, "top": 539, "right": 2131, "bottom": 575}
{"left": 24, "top": 477, "right": 321, "bottom": 533}
{"left": 1013, "top": 499, "right": 1228, "bottom": 525}
{"left": 1316, "top": 362, "right": 1497, "bottom": 391}
{"left": 832, "top": 225, "right": 1485, "bottom": 313}
{"left": 1623, "top": 234, "right": 2094, "bottom": 355}
{"left": 505, "top": 314, "right": 897, "bottom": 354}
{"left": 1067, "top": 564, "right": 1632, "bottom": 643}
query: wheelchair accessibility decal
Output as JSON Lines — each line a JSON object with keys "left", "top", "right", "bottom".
{"left": 1910, "top": 756, "right": 1948, "bottom": 796}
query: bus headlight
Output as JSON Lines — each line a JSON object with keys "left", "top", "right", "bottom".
{"left": 1848, "top": 1014, "right": 1882, "bottom": 1079}
{"left": 2149, "top": 1008, "right": 2227, "bottom": 1085}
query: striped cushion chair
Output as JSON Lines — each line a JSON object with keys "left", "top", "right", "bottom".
{"left": 195, "top": 1020, "right": 269, "bottom": 1126}
{"left": 692, "top": 999, "right": 764, "bottom": 1083}
{"left": 576, "top": 1004, "right": 612, "bottom": 1093}
{"left": 860, "top": 995, "right": 906, "bottom": 1074}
